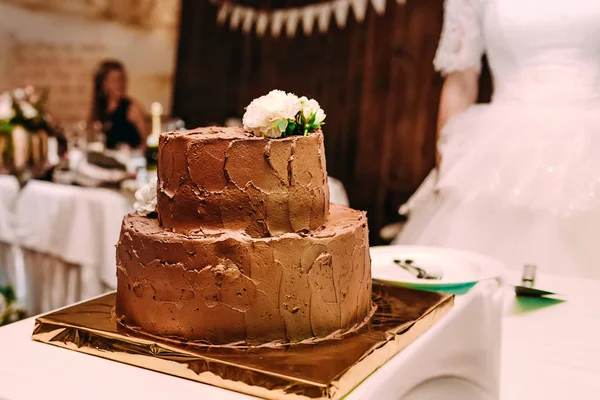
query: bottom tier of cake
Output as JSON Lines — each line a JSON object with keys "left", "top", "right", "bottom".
{"left": 115, "top": 204, "right": 373, "bottom": 345}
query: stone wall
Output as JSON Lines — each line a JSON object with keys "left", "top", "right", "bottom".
{"left": 0, "top": 0, "right": 180, "bottom": 124}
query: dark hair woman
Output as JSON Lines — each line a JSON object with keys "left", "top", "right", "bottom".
{"left": 90, "top": 60, "right": 148, "bottom": 149}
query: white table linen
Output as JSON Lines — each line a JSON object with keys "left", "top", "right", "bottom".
{"left": 13, "top": 181, "right": 132, "bottom": 312}
{"left": 2, "top": 273, "right": 597, "bottom": 399}
{"left": 0, "top": 175, "right": 19, "bottom": 286}
{"left": 0, "top": 174, "right": 19, "bottom": 244}
{"left": 0, "top": 279, "right": 502, "bottom": 400}
{"left": 500, "top": 272, "right": 600, "bottom": 399}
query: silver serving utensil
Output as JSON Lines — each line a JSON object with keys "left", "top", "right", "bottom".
{"left": 393, "top": 259, "right": 443, "bottom": 280}
{"left": 514, "top": 264, "right": 559, "bottom": 297}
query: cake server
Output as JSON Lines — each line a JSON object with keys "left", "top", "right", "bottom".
{"left": 514, "top": 264, "right": 559, "bottom": 297}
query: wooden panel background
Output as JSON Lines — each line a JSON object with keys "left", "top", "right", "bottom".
{"left": 172, "top": 0, "right": 445, "bottom": 244}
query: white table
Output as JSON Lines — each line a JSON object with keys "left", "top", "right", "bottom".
{"left": 0, "top": 280, "right": 501, "bottom": 400}
{"left": 1, "top": 273, "right": 596, "bottom": 399}
{"left": 500, "top": 272, "right": 600, "bottom": 399}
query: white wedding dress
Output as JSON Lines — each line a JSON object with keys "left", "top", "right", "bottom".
{"left": 394, "top": 0, "right": 600, "bottom": 279}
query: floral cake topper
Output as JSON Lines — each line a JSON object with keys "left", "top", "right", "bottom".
{"left": 242, "top": 90, "right": 326, "bottom": 138}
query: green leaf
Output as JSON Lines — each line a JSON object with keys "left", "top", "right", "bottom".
{"left": 0, "top": 121, "right": 13, "bottom": 133}
{"left": 0, "top": 285, "right": 16, "bottom": 303}
{"left": 284, "top": 120, "right": 297, "bottom": 137}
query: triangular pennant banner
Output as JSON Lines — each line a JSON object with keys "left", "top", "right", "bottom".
{"left": 333, "top": 0, "right": 350, "bottom": 28}
{"left": 317, "top": 3, "right": 333, "bottom": 33}
{"left": 216, "top": 2, "right": 231, "bottom": 25}
{"left": 271, "top": 10, "right": 285, "bottom": 37}
{"left": 242, "top": 8, "right": 256, "bottom": 34}
{"left": 255, "top": 12, "right": 269, "bottom": 37}
{"left": 350, "top": 0, "right": 368, "bottom": 22}
{"left": 285, "top": 9, "right": 301, "bottom": 37}
{"left": 371, "top": 0, "right": 386, "bottom": 15}
{"left": 229, "top": 6, "right": 243, "bottom": 30}
{"left": 215, "top": 0, "right": 397, "bottom": 37}
{"left": 301, "top": 6, "right": 317, "bottom": 36}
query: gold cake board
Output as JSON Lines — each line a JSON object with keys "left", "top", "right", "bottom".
{"left": 31, "top": 283, "right": 453, "bottom": 400}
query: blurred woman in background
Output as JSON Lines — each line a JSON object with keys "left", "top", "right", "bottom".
{"left": 91, "top": 60, "right": 148, "bottom": 149}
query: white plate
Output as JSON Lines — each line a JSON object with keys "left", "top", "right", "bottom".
{"left": 370, "top": 245, "right": 505, "bottom": 288}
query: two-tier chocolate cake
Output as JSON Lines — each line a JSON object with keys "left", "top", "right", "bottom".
{"left": 115, "top": 93, "right": 373, "bottom": 346}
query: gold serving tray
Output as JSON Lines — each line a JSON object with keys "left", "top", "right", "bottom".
{"left": 32, "top": 283, "right": 453, "bottom": 399}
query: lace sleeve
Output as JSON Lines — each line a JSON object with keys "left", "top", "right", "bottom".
{"left": 433, "top": 0, "right": 484, "bottom": 75}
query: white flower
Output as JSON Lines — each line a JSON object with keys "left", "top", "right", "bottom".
{"left": 12, "top": 88, "right": 25, "bottom": 100}
{"left": 243, "top": 90, "right": 301, "bottom": 138}
{"left": 0, "top": 92, "right": 15, "bottom": 121}
{"left": 133, "top": 178, "right": 157, "bottom": 216}
{"left": 299, "top": 96, "right": 326, "bottom": 125}
{"left": 19, "top": 101, "right": 38, "bottom": 119}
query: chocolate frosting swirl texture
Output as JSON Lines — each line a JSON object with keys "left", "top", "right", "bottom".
{"left": 116, "top": 204, "right": 372, "bottom": 345}
{"left": 116, "top": 126, "right": 373, "bottom": 346}
{"left": 156, "top": 127, "right": 330, "bottom": 238}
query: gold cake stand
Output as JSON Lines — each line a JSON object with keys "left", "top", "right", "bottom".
{"left": 32, "top": 283, "right": 453, "bottom": 400}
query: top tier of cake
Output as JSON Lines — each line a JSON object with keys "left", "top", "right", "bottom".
{"left": 157, "top": 127, "right": 330, "bottom": 237}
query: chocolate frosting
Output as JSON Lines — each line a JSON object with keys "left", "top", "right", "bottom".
{"left": 116, "top": 204, "right": 372, "bottom": 345}
{"left": 157, "top": 127, "right": 330, "bottom": 238}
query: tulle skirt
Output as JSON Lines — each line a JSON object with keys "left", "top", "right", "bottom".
{"left": 394, "top": 102, "right": 600, "bottom": 279}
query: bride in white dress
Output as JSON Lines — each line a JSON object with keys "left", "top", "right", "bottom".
{"left": 394, "top": 0, "right": 600, "bottom": 279}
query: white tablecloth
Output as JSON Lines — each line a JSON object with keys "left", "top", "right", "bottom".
{"left": 0, "top": 280, "right": 502, "bottom": 400}
{"left": 500, "top": 272, "right": 600, "bottom": 399}
{"left": 13, "top": 181, "right": 132, "bottom": 308}
{"left": 0, "top": 175, "right": 19, "bottom": 244}
{"left": 2, "top": 273, "right": 597, "bottom": 399}
{"left": 0, "top": 175, "right": 19, "bottom": 286}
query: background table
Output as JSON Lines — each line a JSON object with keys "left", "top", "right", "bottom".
{"left": 0, "top": 280, "right": 502, "bottom": 400}
{"left": 0, "top": 175, "right": 19, "bottom": 286}
{"left": 12, "top": 180, "right": 132, "bottom": 314}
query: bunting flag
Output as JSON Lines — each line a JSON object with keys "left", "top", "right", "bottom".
{"left": 316, "top": 4, "right": 333, "bottom": 33}
{"left": 350, "top": 0, "right": 368, "bottom": 22}
{"left": 333, "top": 0, "right": 350, "bottom": 29}
{"left": 216, "top": 0, "right": 406, "bottom": 37}
{"left": 255, "top": 12, "right": 269, "bottom": 37}
{"left": 301, "top": 6, "right": 317, "bottom": 35}
{"left": 242, "top": 8, "right": 256, "bottom": 34}
{"left": 229, "top": 6, "right": 243, "bottom": 30}
{"left": 285, "top": 9, "right": 301, "bottom": 37}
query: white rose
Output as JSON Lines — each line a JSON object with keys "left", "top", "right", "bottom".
{"left": 19, "top": 101, "right": 38, "bottom": 119}
{"left": 299, "top": 96, "right": 326, "bottom": 125}
{"left": 133, "top": 178, "right": 157, "bottom": 216}
{"left": 243, "top": 90, "right": 301, "bottom": 138}
{"left": 0, "top": 92, "right": 15, "bottom": 121}
{"left": 314, "top": 108, "right": 326, "bottom": 125}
